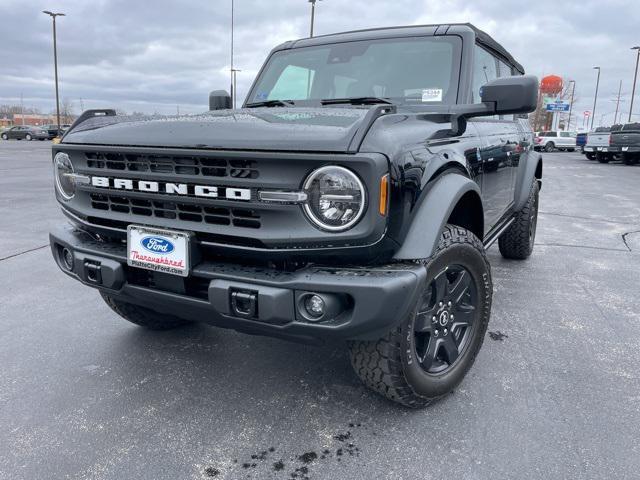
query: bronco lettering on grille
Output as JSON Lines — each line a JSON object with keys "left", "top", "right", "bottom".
{"left": 90, "top": 176, "right": 251, "bottom": 201}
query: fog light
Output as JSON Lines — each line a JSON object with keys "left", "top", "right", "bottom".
{"left": 304, "top": 294, "right": 325, "bottom": 319}
{"left": 62, "top": 247, "right": 74, "bottom": 270}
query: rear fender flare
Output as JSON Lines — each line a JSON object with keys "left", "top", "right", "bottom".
{"left": 514, "top": 154, "right": 542, "bottom": 211}
{"left": 393, "top": 174, "right": 482, "bottom": 260}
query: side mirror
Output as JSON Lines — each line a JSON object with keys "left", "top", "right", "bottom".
{"left": 480, "top": 75, "right": 538, "bottom": 115}
{"left": 445, "top": 75, "right": 539, "bottom": 136}
{"left": 209, "top": 90, "right": 231, "bottom": 110}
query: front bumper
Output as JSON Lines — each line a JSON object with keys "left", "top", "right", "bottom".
{"left": 50, "top": 226, "right": 426, "bottom": 343}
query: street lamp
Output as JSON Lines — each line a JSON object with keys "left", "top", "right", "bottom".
{"left": 567, "top": 80, "right": 576, "bottom": 130}
{"left": 629, "top": 46, "right": 640, "bottom": 123}
{"left": 308, "top": 0, "right": 322, "bottom": 37}
{"left": 230, "top": 0, "right": 234, "bottom": 109}
{"left": 42, "top": 10, "right": 65, "bottom": 133}
{"left": 591, "top": 67, "right": 600, "bottom": 130}
{"left": 231, "top": 69, "right": 241, "bottom": 109}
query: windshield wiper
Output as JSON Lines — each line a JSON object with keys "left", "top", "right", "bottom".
{"left": 321, "top": 97, "right": 393, "bottom": 106}
{"left": 245, "top": 99, "right": 296, "bottom": 108}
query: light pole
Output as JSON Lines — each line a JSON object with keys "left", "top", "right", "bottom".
{"left": 231, "top": 69, "right": 241, "bottom": 109}
{"left": 308, "top": 0, "right": 322, "bottom": 37}
{"left": 591, "top": 67, "right": 600, "bottom": 130}
{"left": 43, "top": 10, "right": 65, "bottom": 132}
{"left": 230, "top": 0, "right": 234, "bottom": 108}
{"left": 629, "top": 46, "right": 640, "bottom": 123}
{"left": 567, "top": 80, "right": 575, "bottom": 130}
{"left": 613, "top": 80, "right": 622, "bottom": 125}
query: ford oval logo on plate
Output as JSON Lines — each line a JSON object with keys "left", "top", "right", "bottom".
{"left": 140, "top": 236, "right": 175, "bottom": 254}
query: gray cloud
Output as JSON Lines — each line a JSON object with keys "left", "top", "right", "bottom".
{"left": 1, "top": 0, "right": 639, "bottom": 126}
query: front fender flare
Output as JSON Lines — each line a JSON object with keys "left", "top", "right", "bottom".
{"left": 392, "top": 174, "right": 482, "bottom": 260}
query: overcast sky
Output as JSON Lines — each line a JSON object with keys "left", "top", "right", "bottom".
{"left": 1, "top": 0, "right": 639, "bottom": 128}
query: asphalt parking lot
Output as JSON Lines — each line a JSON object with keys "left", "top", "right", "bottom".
{"left": 1, "top": 140, "right": 639, "bottom": 480}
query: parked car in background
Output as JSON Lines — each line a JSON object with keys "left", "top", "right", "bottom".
{"left": 584, "top": 126, "right": 614, "bottom": 161}
{"left": 41, "top": 124, "right": 64, "bottom": 139}
{"left": 534, "top": 131, "right": 577, "bottom": 152}
{"left": 0, "top": 125, "right": 49, "bottom": 141}
{"left": 609, "top": 123, "right": 640, "bottom": 165}
{"left": 576, "top": 132, "right": 587, "bottom": 153}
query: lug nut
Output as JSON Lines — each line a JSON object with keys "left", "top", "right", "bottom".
{"left": 448, "top": 301, "right": 452, "bottom": 307}
{"left": 434, "top": 329, "right": 439, "bottom": 336}
{"left": 450, "top": 314, "right": 455, "bottom": 320}
{"left": 439, "top": 302, "right": 443, "bottom": 307}
{"left": 432, "top": 316, "right": 437, "bottom": 322}
{"left": 444, "top": 328, "right": 448, "bottom": 336}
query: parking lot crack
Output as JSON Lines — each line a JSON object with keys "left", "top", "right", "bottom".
{"left": 536, "top": 242, "right": 628, "bottom": 252}
{"left": 621, "top": 231, "right": 640, "bottom": 252}
{"left": 0, "top": 244, "right": 49, "bottom": 262}
{"left": 539, "top": 211, "right": 639, "bottom": 226}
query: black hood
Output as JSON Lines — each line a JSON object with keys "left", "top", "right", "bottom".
{"left": 62, "top": 107, "right": 371, "bottom": 152}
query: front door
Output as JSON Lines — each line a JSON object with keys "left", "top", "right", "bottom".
{"left": 474, "top": 119, "right": 518, "bottom": 231}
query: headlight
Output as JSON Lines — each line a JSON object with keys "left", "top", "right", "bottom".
{"left": 303, "top": 166, "right": 366, "bottom": 231}
{"left": 54, "top": 152, "right": 75, "bottom": 200}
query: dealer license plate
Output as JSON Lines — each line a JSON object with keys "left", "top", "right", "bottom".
{"left": 127, "top": 225, "right": 190, "bottom": 277}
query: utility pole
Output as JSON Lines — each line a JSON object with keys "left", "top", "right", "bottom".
{"left": 591, "top": 67, "right": 601, "bottom": 130}
{"left": 614, "top": 80, "right": 622, "bottom": 125}
{"left": 567, "top": 80, "right": 576, "bottom": 131}
{"left": 20, "top": 92, "right": 24, "bottom": 125}
{"left": 43, "top": 11, "right": 65, "bottom": 132}
{"left": 308, "top": 0, "right": 322, "bottom": 37}
{"left": 230, "top": 0, "right": 234, "bottom": 108}
{"left": 629, "top": 46, "right": 640, "bottom": 122}
{"left": 79, "top": 97, "right": 85, "bottom": 111}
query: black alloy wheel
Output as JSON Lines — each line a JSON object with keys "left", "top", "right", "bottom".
{"left": 413, "top": 265, "right": 478, "bottom": 375}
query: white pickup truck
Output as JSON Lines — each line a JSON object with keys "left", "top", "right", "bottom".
{"left": 534, "top": 131, "right": 577, "bottom": 152}
{"left": 583, "top": 127, "right": 612, "bottom": 161}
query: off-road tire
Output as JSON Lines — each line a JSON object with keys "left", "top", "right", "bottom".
{"left": 348, "top": 225, "right": 492, "bottom": 408}
{"left": 498, "top": 180, "right": 539, "bottom": 260}
{"left": 100, "top": 292, "right": 192, "bottom": 330}
{"left": 544, "top": 142, "right": 555, "bottom": 152}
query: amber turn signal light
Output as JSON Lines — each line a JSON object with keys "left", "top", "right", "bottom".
{"left": 379, "top": 174, "right": 389, "bottom": 216}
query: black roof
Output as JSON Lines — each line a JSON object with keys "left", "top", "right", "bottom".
{"left": 280, "top": 23, "right": 524, "bottom": 74}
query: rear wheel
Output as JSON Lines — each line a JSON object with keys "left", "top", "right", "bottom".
{"left": 544, "top": 142, "right": 555, "bottom": 152}
{"left": 622, "top": 153, "right": 638, "bottom": 165}
{"left": 596, "top": 152, "right": 610, "bottom": 163}
{"left": 499, "top": 180, "right": 539, "bottom": 260}
{"left": 348, "top": 225, "right": 492, "bottom": 408}
{"left": 100, "top": 292, "right": 192, "bottom": 330}
{"left": 586, "top": 153, "right": 596, "bottom": 160}
{"left": 25, "top": 134, "right": 32, "bottom": 141}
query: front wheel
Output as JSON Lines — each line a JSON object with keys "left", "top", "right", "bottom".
{"left": 0, "top": 133, "right": 7, "bottom": 140}
{"left": 348, "top": 225, "right": 492, "bottom": 408}
{"left": 499, "top": 180, "right": 539, "bottom": 260}
{"left": 544, "top": 142, "right": 555, "bottom": 152}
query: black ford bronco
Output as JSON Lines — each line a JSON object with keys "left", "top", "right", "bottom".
{"left": 50, "top": 23, "right": 542, "bottom": 407}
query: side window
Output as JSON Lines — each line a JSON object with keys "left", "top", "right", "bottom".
{"left": 497, "top": 59, "right": 513, "bottom": 78}
{"left": 497, "top": 58, "right": 514, "bottom": 120}
{"left": 472, "top": 45, "right": 498, "bottom": 104}
{"left": 268, "top": 65, "right": 315, "bottom": 101}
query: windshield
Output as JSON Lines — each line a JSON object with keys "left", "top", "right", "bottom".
{"left": 247, "top": 36, "right": 461, "bottom": 106}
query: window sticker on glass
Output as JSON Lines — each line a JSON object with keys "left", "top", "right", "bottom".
{"left": 421, "top": 88, "right": 443, "bottom": 102}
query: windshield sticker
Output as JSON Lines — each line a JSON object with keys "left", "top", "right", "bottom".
{"left": 256, "top": 92, "right": 268, "bottom": 100}
{"left": 421, "top": 88, "right": 443, "bottom": 102}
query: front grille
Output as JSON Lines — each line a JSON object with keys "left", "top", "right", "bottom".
{"left": 85, "top": 151, "right": 259, "bottom": 179}
{"left": 89, "top": 193, "right": 261, "bottom": 229}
